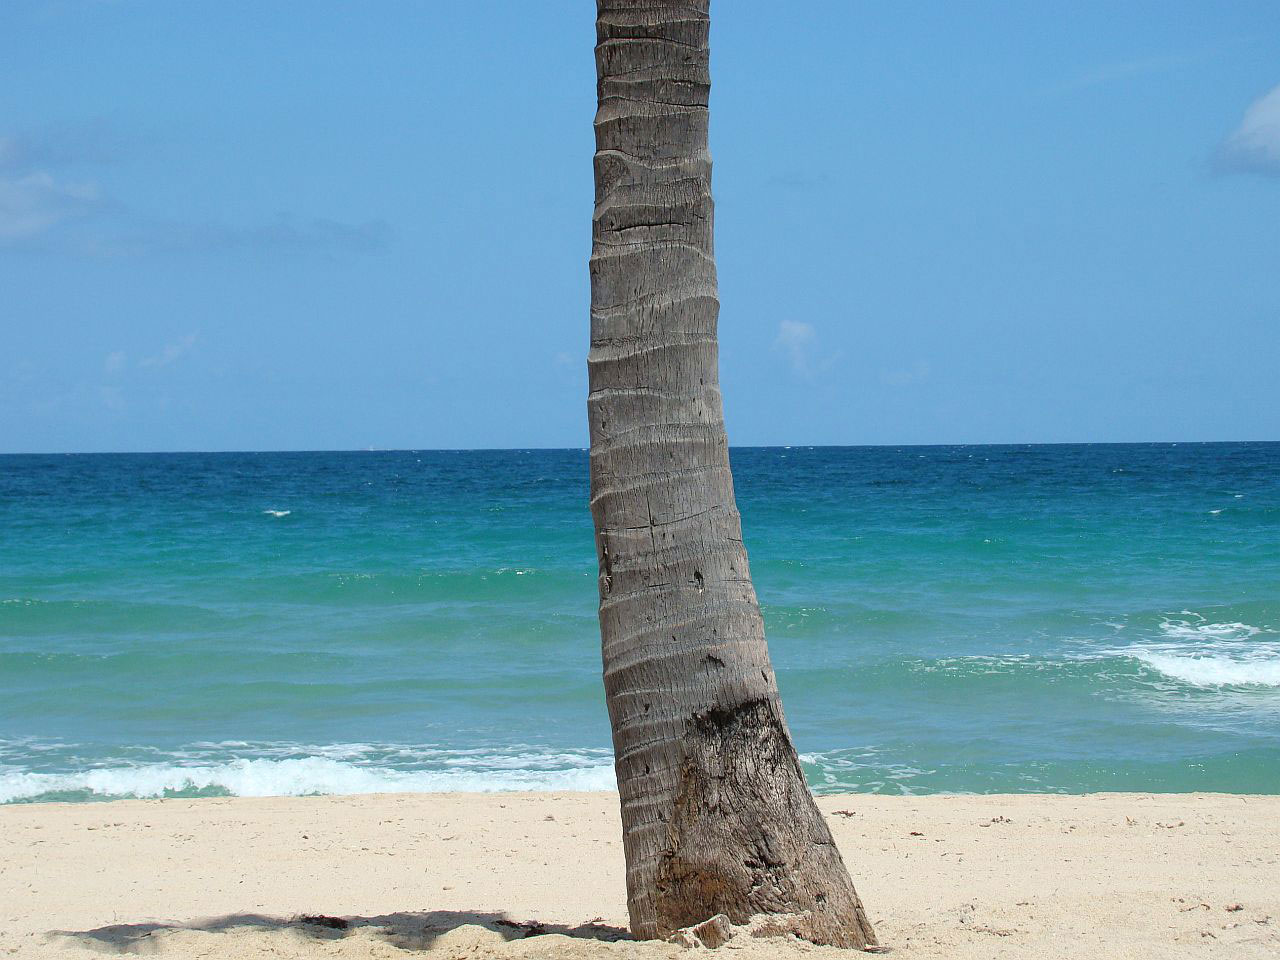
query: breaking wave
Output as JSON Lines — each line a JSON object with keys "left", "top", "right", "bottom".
{"left": 1109, "top": 614, "right": 1280, "bottom": 689}
{"left": 0, "top": 745, "right": 617, "bottom": 804}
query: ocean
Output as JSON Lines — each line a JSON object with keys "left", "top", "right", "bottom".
{"left": 1, "top": 443, "right": 1277, "bottom": 803}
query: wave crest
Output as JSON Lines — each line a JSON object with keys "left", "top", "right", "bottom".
{"left": 0, "top": 753, "right": 617, "bottom": 805}
{"left": 1112, "top": 614, "right": 1280, "bottom": 688}
{"left": 1126, "top": 648, "right": 1280, "bottom": 688}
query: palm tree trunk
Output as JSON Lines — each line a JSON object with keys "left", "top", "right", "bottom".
{"left": 587, "top": 1, "right": 876, "bottom": 949}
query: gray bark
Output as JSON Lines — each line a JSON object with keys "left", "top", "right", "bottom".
{"left": 587, "top": 0, "right": 876, "bottom": 949}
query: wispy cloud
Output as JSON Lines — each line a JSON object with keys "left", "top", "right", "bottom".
{"left": 0, "top": 122, "right": 121, "bottom": 169}
{"left": 90, "top": 335, "right": 194, "bottom": 416}
{"left": 1215, "top": 84, "right": 1280, "bottom": 178}
{"left": 0, "top": 137, "right": 21, "bottom": 168}
{"left": 1052, "top": 46, "right": 1226, "bottom": 94}
{"left": 1, "top": 125, "right": 390, "bottom": 256}
{"left": 99, "top": 384, "right": 126, "bottom": 412}
{"left": 765, "top": 171, "right": 830, "bottom": 191}
{"left": 0, "top": 170, "right": 99, "bottom": 241}
{"left": 0, "top": 129, "right": 104, "bottom": 242}
{"left": 774, "top": 320, "right": 816, "bottom": 376}
{"left": 138, "top": 333, "right": 198, "bottom": 369}
{"left": 880, "top": 359, "right": 932, "bottom": 388}
{"left": 105, "top": 215, "right": 393, "bottom": 256}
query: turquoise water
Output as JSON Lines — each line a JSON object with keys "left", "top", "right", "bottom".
{"left": 2, "top": 444, "right": 1278, "bottom": 803}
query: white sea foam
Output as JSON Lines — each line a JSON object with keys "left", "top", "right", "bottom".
{"left": 262, "top": 509, "right": 291, "bottom": 517}
{"left": 1109, "top": 614, "right": 1280, "bottom": 689}
{"left": 1127, "top": 649, "right": 1280, "bottom": 688}
{"left": 1157, "top": 615, "right": 1260, "bottom": 642}
{"left": 799, "top": 748, "right": 932, "bottom": 794}
{"left": 0, "top": 754, "right": 618, "bottom": 805}
{"left": 1, "top": 742, "right": 934, "bottom": 803}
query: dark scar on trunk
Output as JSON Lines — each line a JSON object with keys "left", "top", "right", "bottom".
{"left": 651, "top": 699, "right": 878, "bottom": 948}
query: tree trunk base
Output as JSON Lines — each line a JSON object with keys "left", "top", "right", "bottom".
{"left": 644, "top": 699, "right": 878, "bottom": 950}
{"left": 669, "top": 912, "right": 887, "bottom": 952}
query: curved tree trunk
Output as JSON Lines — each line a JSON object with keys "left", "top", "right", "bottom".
{"left": 587, "top": 1, "right": 876, "bottom": 949}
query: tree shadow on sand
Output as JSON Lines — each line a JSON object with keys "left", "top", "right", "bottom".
{"left": 52, "top": 910, "right": 633, "bottom": 954}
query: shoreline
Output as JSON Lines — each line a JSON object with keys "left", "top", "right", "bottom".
{"left": 9, "top": 786, "right": 1280, "bottom": 807}
{"left": 10, "top": 788, "right": 1280, "bottom": 810}
{"left": 4, "top": 791, "right": 1277, "bottom": 958}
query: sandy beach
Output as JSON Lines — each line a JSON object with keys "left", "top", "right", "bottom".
{"left": 1, "top": 791, "right": 1276, "bottom": 958}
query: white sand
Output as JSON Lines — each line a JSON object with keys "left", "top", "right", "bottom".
{"left": 2, "top": 792, "right": 1277, "bottom": 958}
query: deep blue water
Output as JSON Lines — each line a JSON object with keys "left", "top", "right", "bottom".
{"left": 2, "top": 443, "right": 1278, "bottom": 802}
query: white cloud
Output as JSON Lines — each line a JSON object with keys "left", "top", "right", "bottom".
{"left": 774, "top": 320, "right": 816, "bottom": 376}
{"left": 0, "top": 170, "right": 98, "bottom": 241}
{"left": 0, "top": 130, "right": 104, "bottom": 241}
{"left": 120, "top": 215, "right": 393, "bottom": 256}
{"left": 1216, "top": 84, "right": 1280, "bottom": 177}
{"left": 881, "top": 359, "right": 932, "bottom": 387}
{"left": 1, "top": 127, "right": 388, "bottom": 255}
{"left": 103, "top": 351, "right": 127, "bottom": 374}
{"left": 0, "top": 123, "right": 119, "bottom": 170}
{"left": 139, "top": 334, "right": 198, "bottom": 369}
{"left": 99, "top": 385, "right": 125, "bottom": 412}
{"left": 1055, "top": 51, "right": 1215, "bottom": 93}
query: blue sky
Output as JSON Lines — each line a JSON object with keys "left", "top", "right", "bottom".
{"left": 2, "top": 0, "right": 1278, "bottom": 452}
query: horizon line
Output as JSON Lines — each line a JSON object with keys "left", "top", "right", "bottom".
{"left": 2, "top": 438, "right": 1276, "bottom": 457}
